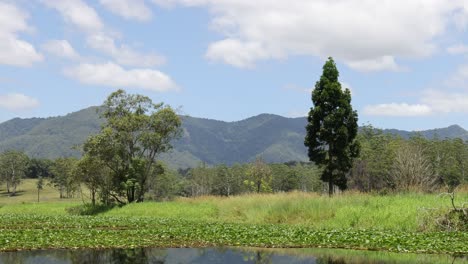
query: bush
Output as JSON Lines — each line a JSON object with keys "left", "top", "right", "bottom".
{"left": 67, "top": 204, "right": 115, "bottom": 216}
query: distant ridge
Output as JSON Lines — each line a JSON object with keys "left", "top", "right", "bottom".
{"left": 0, "top": 107, "right": 467, "bottom": 168}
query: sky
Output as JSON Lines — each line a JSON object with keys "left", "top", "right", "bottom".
{"left": 0, "top": 0, "right": 468, "bottom": 131}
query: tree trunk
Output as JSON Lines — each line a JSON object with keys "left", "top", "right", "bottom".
{"left": 11, "top": 183, "right": 17, "bottom": 196}
{"left": 37, "top": 189, "right": 40, "bottom": 202}
{"left": 91, "top": 189, "right": 96, "bottom": 206}
{"left": 328, "top": 179, "right": 333, "bottom": 197}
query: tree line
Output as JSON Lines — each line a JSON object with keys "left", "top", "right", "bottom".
{"left": 1, "top": 133, "right": 466, "bottom": 202}
{"left": 349, "top": 125, "right": 468, "bottom": 193}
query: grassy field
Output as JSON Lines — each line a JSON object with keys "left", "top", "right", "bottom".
{"left": 2, "top": 179, "right": 466, "bottom": 231}
{"left": 0, "top": 179, "right": 467, "bottom": 253}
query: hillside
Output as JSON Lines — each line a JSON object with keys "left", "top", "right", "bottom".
{"left": 0, "top": 107, "right": 467, "bottom": 168}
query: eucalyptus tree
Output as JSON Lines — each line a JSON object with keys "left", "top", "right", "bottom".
{"left": 246, "top": 157, "right": 272, "bottom": 193}
{"left": 0, "top": 150, "right": 29, "bottom": 196}
{"left": 304, "top": 57, "right": 360, "bottom": 195}
{"left": 83, "top": 90, "right": 181, "bottom": 204}
{"left": 50, "top": 157, "right": 79, "bottom": 198}
{"left": 76, "top": 154, "right": 111, "bottom": 205}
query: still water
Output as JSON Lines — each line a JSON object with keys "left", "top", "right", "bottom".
{"left": 0, "top": 247, "right": 466, "bottom": 264}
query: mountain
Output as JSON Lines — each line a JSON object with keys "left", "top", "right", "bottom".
{"left": 0, "top": 107, "right": 467, "bottom": 168}
{"left": 383, "top": 125, "right": 468, "bottom": 140}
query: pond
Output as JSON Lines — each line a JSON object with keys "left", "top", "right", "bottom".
{"left": 0, "top": 247, "right": 466, "bottom": 264}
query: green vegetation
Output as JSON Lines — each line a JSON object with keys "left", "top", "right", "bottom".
{"left": 0, "top": 184, "right": 467, "bottom": 253}
{"left": 0, "top": 210, "right": 466, "bottom": 253}
{"left": 0, "top": 89, "right": 467, "bottom": 254}
{"left": 3, "top": 187, "right": 464, "bottom": 232}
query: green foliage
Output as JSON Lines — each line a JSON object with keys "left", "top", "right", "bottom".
{"left": 26, "top": 158, "right": 53, "bottom": 179}
{"left": 146, "top": 161, "right": 185, "bottom": 201}
{"left": 349, "top": 125, "right": 397, "bottom": 192}
{"left": 305, "top": 57, "right": 359, "bottom": 195}
{"left": 75, "top": 155, "right": 112, "bottom": 205}
{"left": 83, "top": 90, "right": 182, "bottom": 204}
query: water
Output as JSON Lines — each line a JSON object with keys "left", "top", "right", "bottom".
{"left": 0, "top": 247, "right": 465, "bottom": 264}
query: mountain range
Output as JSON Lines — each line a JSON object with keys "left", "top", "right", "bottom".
{"left": 1, "top": 107, "right": 467, "bottom": 169}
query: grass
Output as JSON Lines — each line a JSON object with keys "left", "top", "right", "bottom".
{"left": 0, "top": 178, "right": 83, "bottom": 204}
{"left": 81, "top": 191, "right": 467, "bottom": 231}
{"left": 0, "top": 179, "right": 467, "bottom": 253}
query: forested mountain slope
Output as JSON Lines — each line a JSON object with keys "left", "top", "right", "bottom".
{"left": 1, "top": 107, "right": 466, "bottom": 168}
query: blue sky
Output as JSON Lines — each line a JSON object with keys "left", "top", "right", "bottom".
{"left": 0, "top": 0, "right": 467, "bottom": 131}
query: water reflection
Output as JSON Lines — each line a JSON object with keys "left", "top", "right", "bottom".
{"left": 0, "top": 247, "right": 465, "bottom": 264}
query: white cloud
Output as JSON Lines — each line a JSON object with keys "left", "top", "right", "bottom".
{"left": 0, "top": 93, "right": 40, "bottom": 111}
{"left": 0, "top": 3, "right": 43, "bottom": 67}
{"left": 206, "top": 39, "right": 282, "bottom": 68}
{"left": 41, "top": 0, "right": 103, "bottom": 32}
{"left": 421, "top": 90, "right": 468, "bottom": 113}
{"left": 364, "top": 86, "right": 468, "bottom": 117}
{"left": 152, "top": 0, "right": 466, "bottom": 71}
{"left": 99, "top": 0, "right": 152, "bottom": 21}
{"left": 64, "top": 62, "right": 178, "bottom": 92}
{"left": 363, "top": 103, "right": 432, "bottom": 117}
{"left": 345, "top": 56, "right": 403, "bottom": 72}
{"left": 87, "top": 33, "right": 165, "bottom": 67}
{"left": 42, "top": 39, "right": 80, "bottom": 60}
{"left": 447, "top": 43, "right": 468, "bottom": 54}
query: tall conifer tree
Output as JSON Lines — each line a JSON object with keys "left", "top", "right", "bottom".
{"left": 305, "top": 57, "right": 360, "bottom": 196}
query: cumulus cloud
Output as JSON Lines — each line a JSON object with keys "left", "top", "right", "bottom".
{"left": 0, "top": 3, "right": 43, "bottom": 67}
{"left": 99, "top": 0, "right": 152, "bottom": 21}
{"left": 64, "top": 62, "right": 178, "bottom": 92}
{"left": 152, "top": 0, "right": 467, "bottom": 71}
{"left": 41, "top": 0, "right": 164, "bottom": 68}
{"left": 86, "top": 33, "right": 165, "bottom": 67}
{"left": 0, "top": 93, "right": 40, "bottom": 111}
{"left": 363, "top": 103, "right": 432, "bottom": 117}
{"left": 41, "top": 0, "right": 103, "bottom": 32}
{"left": 42, "top": 39, "right": 80, "bottom": 60}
